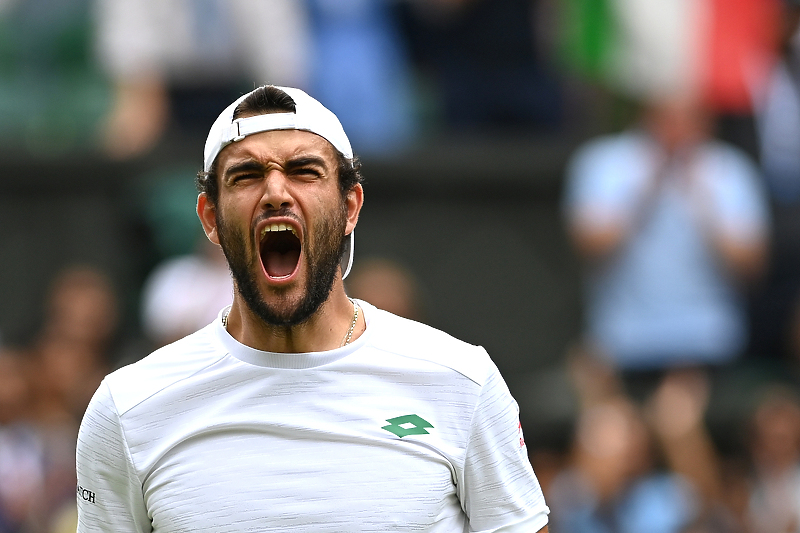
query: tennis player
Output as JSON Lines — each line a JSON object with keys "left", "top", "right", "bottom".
{"left": 76, "top": 85, "right": 549, "bottom": 532}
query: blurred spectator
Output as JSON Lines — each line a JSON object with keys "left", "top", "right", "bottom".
{"left": 0, "top": 266, "right": 118, "bottom": 533}
{"left": 27, "top": 266, "right": 116, "bottom": 422}
{"left": 647, "top": 369, "right": 747, "bottom": 532}
{"left": 36, "top": 266, "right": 118, "bottom": 352}
{"left": 0, "top": 348, "right": 44, "bottom": 533}
{"left": 401, "top": 0, "right": 562, "bottom": 133}
{"left": 10, "top": 266, "right": 119, "bottom": 533}
{"left": 746, "top": 387, "right": 800, "bottom": 533}
{"left": 547, "top": 394, "right": 699, "bottom": 533}
{"left": 306, "top": 0, "right": 418, "bottom": 156}
{"left": 96, "top": 0, "right": 424, "bottom": 159}
{"left": 563, "top": 95, "right": 770, "bottom": 375}
{"left": 141, "top": 239, "right": 232, "bottom": 348}
{"left": 562, "top": 99, "right": 769, "bottom": 528}
{"left": 345, "top": 257, "right": 424, "bottom": 321}
{"left": 756, "top": 0, "right": 800, "bottom": 203}
{"left": 555, "top": 354, "right": 748, "bottom": 532}
{"left": 93, "top": 0, "right": 310, "bottom": 159}
{"left": 749, "top": 0, "right": 800, "bottom": 364}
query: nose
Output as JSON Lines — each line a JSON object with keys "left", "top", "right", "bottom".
{"left": 260, "top": 169, "right": 293, "bottom": 211}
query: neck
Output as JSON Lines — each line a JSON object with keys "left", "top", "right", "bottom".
{"left": 224, "top": 282, "right": 362, "bottom": 353}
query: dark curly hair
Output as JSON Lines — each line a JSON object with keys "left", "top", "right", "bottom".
{"left": 196, "top": 85, "right": 363, "bottom": 205}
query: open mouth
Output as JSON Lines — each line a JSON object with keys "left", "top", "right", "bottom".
{"left": 260, "top": 223, "right": 301, "bottom": 279}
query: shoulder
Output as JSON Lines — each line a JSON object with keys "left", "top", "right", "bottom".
{"left": 360, "top": 302, "right": 495, "bottom": 387}
{"left": 699, "top": 141, "right": 768, "bottom": 205}
{"left": 102, "top": 323, "right": 227, "bottom": 416}
{"left": 569, "top": 130, "right": 650, "bottom": 167}
{"left": 565, "top": 130, "right": 654, "bottom": 195}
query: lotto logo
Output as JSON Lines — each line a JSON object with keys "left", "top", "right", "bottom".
{"left": 382, "top": 414, "right": 433, "bottom": 438}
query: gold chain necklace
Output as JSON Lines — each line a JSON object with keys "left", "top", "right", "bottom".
{"left": 341, "top": 299, "right": 359, "bottom": 346}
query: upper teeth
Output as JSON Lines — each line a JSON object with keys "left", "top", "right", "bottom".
{"left": 261, "top": 223, "right": 298, "bottom": 239}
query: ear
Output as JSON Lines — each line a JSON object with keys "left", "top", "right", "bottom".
{"left": 197, "top": 193, "right": 220, "bottom": 245}
{"left": 345, "top": 184, "right": 364, "bottom": 235}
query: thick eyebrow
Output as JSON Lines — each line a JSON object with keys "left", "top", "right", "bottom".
{"left": 223, "top": 160, "right": 266, "bottom": 179}
{"left": 283, "top": 156, "right": 329, "bottom": 172}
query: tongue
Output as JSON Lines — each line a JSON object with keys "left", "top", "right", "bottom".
{"left": 264, "top": 249, "right": 300, "bottom": 278}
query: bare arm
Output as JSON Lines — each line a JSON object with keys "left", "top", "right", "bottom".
{"left": 101, "top": 75, "right": 168, "bottom": 159}
{"left": 710, "top": 233, "right": 768, "bottom": 283}
{"left": 569, "top": 221, "right": 629, "bottom": 261}
{"left": 647, "top": 370, "right": 724, "bottom": 511}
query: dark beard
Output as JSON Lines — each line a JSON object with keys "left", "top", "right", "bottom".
{"left": 216, "top": 206, "right": 347, "bottom": 328}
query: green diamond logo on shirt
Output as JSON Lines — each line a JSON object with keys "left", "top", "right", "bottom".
{"left": 382, "top": 414, "right": 433, "bottom": 438}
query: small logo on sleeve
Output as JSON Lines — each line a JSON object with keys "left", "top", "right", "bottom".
{"left": 77, "top": 485, "right": 96, "bottom": 504}
{"left": 382, "top": 414, "right": 433, "bottom": 438}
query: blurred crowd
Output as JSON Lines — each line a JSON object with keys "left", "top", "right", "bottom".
{"left": 4, "top": 0, "right": 800, "bottom": 532}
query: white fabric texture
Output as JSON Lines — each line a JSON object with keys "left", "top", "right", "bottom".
{"left": 76, "top": 301, "right": 549, "bottom": 532}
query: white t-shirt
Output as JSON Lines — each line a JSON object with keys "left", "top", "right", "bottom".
{"left": 76, "top": 300, "right": 549, "bottom": 532}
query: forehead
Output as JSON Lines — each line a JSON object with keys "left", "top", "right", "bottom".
{"left": 217, "top": 129, "right": 338, "bottom": 173}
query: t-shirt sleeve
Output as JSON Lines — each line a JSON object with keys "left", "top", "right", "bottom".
{"left": 563, "top": 135, "right": 651, "bottom": 231}
{"left": 460, "top": 357, "right": 550, "bottom": 532}
{"left": 703, "top": 146, "right": 771, "bottom": 246}
{"left": 76, "top": 380, "right": 151, "bottom": 533}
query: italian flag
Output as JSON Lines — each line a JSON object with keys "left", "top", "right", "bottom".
{"left": 560, "top": 0, "right": 781, "bottom": 112}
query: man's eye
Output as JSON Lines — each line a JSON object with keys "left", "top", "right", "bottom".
{"left": 232, "top": 174, "right": 259, "bottom": 183}
{"left": 293, "top": 168, "right": 321, "bottom": 178}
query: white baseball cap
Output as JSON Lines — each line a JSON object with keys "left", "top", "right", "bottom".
{"left": 203, "top": 85, "right": 353, "bottom": 173}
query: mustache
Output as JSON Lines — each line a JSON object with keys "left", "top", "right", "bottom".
{"left": 253, "top": 208, "right": 302, "bottom": 231}
{"left": 255, "top": 206, "right": 295, "bottom": 221}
